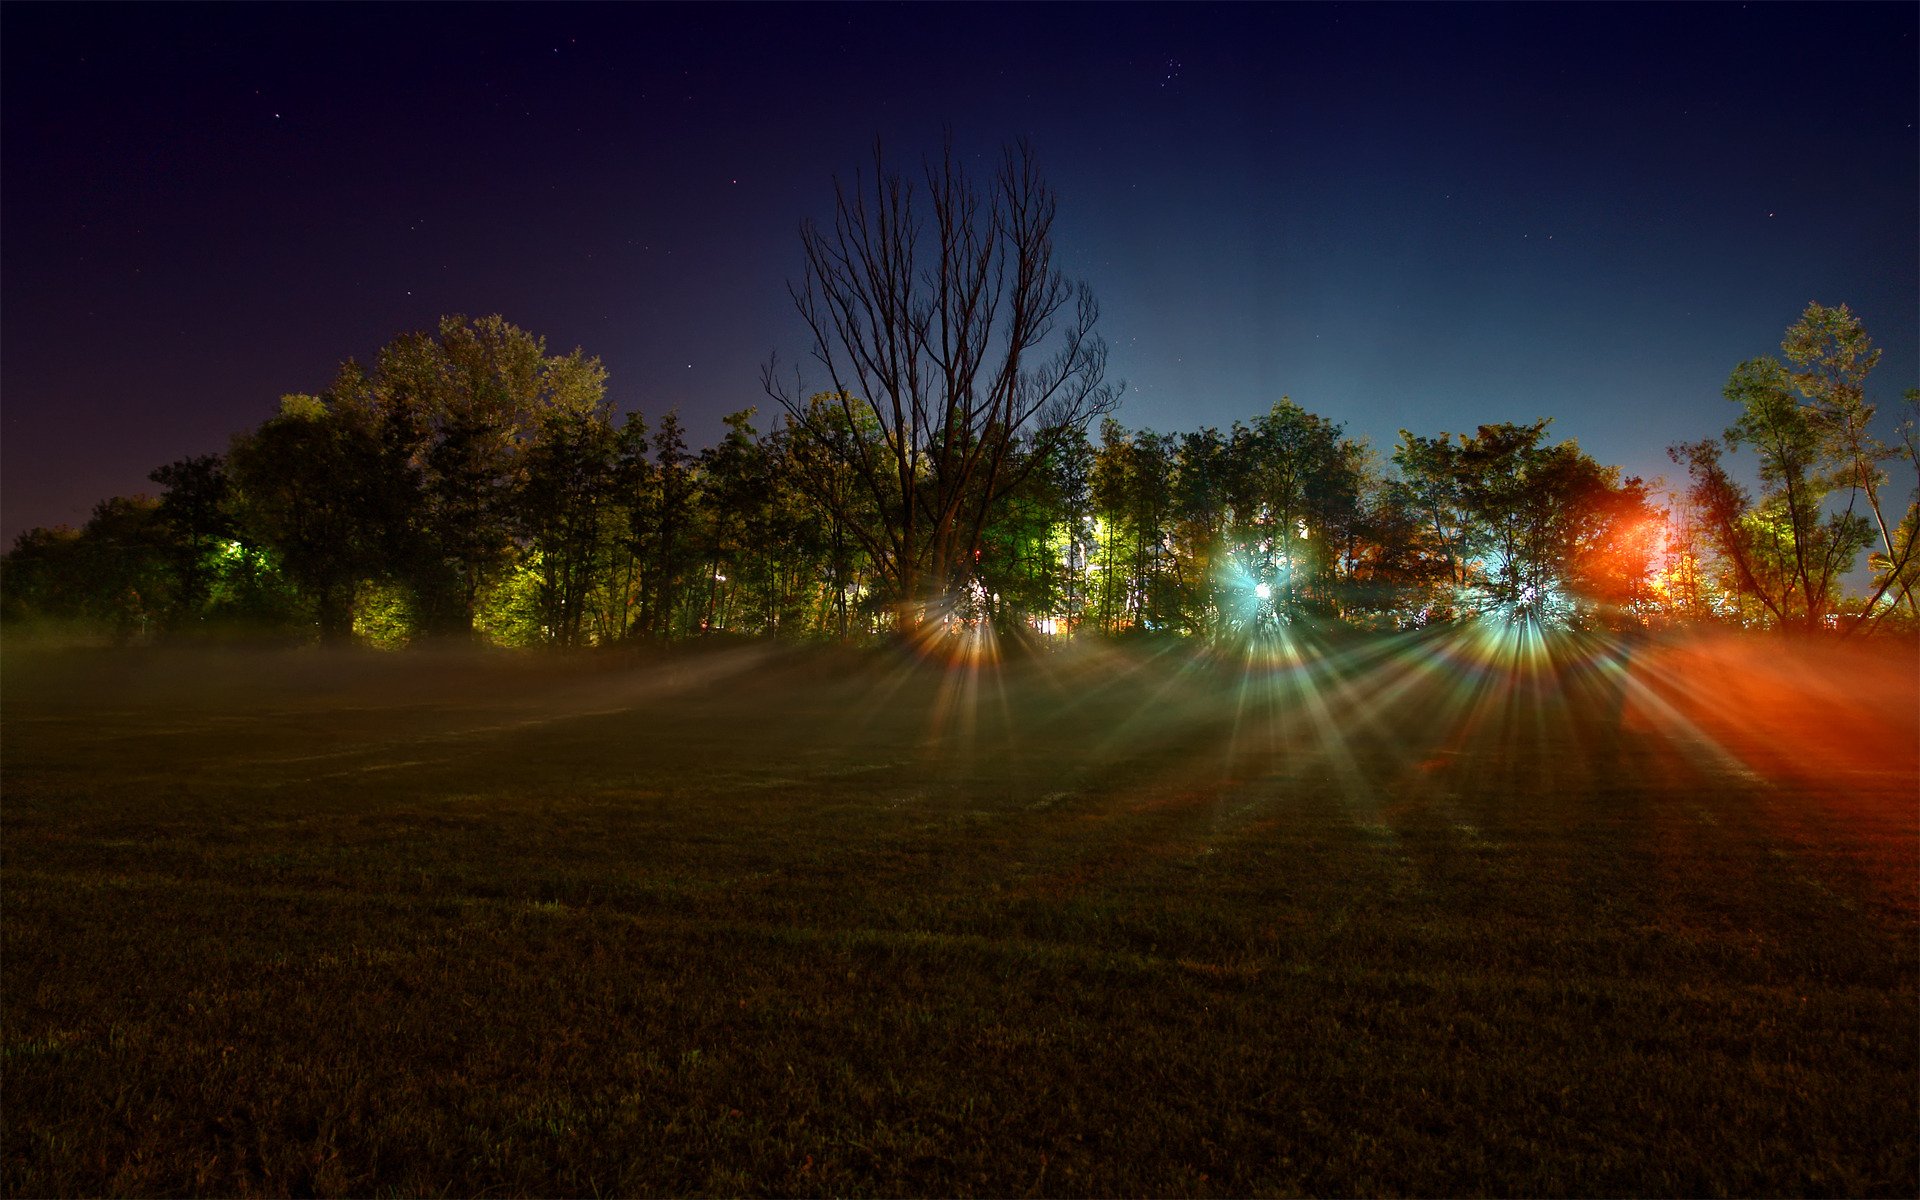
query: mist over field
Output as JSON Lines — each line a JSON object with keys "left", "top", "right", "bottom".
{"left": 2, "top": 628, "right": 1915, "bottom": 785}
{"left": 4, "top": 631, "right": 1914, "bottom": 1195}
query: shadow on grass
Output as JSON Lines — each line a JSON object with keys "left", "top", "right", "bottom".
{"left": 3, "top": 630, "right": 1915, "bottom": 1195}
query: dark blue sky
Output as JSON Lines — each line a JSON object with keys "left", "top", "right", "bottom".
{"left": 4, "top": 2, "right": 1915, "bottom": 544}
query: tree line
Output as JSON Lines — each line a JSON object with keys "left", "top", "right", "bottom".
{"left": 5, "top": 142, "right": 1914, "bottom": 646}
{"left": 3, "top": 304, "right": 1911, "bottom": 648}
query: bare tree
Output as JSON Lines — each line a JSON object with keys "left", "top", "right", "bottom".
{"left": 766, "top": 139, "right": 1117, "bottom": 628}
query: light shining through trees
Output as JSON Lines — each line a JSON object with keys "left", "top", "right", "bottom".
{"left": 872, "top": 603, "right": 1916, "bottom": 848}
{"left": 2, "top": 301, "right": 1911, "bottom": 645}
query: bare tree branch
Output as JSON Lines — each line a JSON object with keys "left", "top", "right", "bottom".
{"left": 765, "top": 138, "right": 1115, "bottom": 626}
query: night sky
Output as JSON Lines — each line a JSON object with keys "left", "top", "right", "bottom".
{"left": 4, "top": 2, "right": 1915, "bottom": 546}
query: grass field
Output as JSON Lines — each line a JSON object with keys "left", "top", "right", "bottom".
{"left": 3, "top": 628, "right": 1915, "bottom": 1197}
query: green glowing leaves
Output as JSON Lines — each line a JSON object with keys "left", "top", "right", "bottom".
{"left": 1668, "top": 302, "right": 1896, "bottom": 633}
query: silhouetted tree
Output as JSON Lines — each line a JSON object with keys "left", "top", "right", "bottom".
{"left": 1667, "top": 304, "right": 1900, "bottom": 633}
{"left": 1863, "top": 390, "right": 1920, "bottom": 624}
{"left": 41, "top": 299, "right": 1916, "bottom": 647}
{"left": 520, "top": 405, "right": 619, "bottom": 646}
{"left": 1237, "top": 400, "right": 1354, "bottom": 618}
{"left": 1167, "top": 428, "right": 1231, "bottom": 634}
{"left": 1780, "top": 304, "right": 1917, "bottom": 623}
{"left": 148, "top": 454, "right": 233, "bottom": 630}
{"left": 767, "top": 139, "right": 1117, "bottom": 628}
{"left": 228, "top": 394, "right": 389, "bottom": 640}
{"left": 594, "top": 411, "right": 653, "bottom": 642}
{"left": 782, "top": 394, "right": 885, "bottom": 639}
{"left": 1, "top": 526, "right": 86, "bottom": 625}
{"left": 1394, "top": 420, "right": 1656, "bottom": 625}
{"left": 639, "top": 410, "right": 699, "bottom": 638}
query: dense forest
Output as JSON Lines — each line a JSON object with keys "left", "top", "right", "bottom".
{"left": 4, "top": 298, "right": 1913, "bottom": 649}
{"left": 5, "top": 144, "right": 1915, "bottom": 649}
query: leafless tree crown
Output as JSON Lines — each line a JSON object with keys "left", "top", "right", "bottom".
{"left": 766, "top": 139, "right": 1116, "bottom": 611}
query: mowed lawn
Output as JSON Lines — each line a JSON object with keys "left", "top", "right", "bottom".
{"left": 3, "top": 631, "right": 1915, "bottom": 1197}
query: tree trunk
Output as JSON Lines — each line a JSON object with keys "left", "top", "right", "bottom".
{"left": 317, "top": 582, "right": 356, "bottom": 642}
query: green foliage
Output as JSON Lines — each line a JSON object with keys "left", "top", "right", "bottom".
{"left": 1671, "top": 302, "right": 1897, "bottom": 633}
{"left": 351, "top": 581, "right": 416, "bottom": 650}
{"left": 369, "top": 316, "right": 612, "bottom": 637}
{"left": 473, "top": 557, "right": 547, "bottom": 647}
{"left": 24, "top": 302, "right": 1911, "bottom": 648}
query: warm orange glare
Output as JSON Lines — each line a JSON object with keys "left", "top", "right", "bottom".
{"left": 1625, "top": 634, "right": 1918, "bottom": 789}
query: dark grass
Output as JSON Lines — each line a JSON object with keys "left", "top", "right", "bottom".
{"left": 3, "top": 631, "right": 1915, "bottom": 1196}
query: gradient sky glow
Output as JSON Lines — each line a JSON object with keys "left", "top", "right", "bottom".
{"left": 4, "top": 2, "right": 1915, "bottom": 545}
